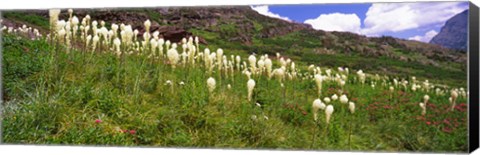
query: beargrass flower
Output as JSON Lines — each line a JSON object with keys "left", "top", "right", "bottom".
{"left": 331, "top": 94, "right": 338, "bottom": 101}
{"left": 167, "top": 48, "right": 180, "bottom": 68}
{"left": 49, "top": 9, "right": 61, "bottom": 31}
{"left": 340, "top": 94, "right": 348, "bottom": 104}
{"left": 248, "top": 55, "right": 257, "bottom": 73}
{"left": 349, "top": 102, "right": 355, "bottom": 114}
{"left": 419, "top": 102, "right": 426, "bottom": 116}
{"left": 325, "top": 105, "right": 334, "bottom": 124}
{"left": 247, "top": 79, "right": 256, "bottom": 101}
{"left": 423, "top": 95, "right": 430, "bottom": 104}
{"left": 207, "top": 77, "right": 216, "bottom": 93}
{"left": 312, "top": 99, "right": 326, "bottom": 121}
{"left": 314, "top": 74, "right": 323, "bottom": 96}
{"left": 450, "top": 89, "right": 458, "bottom": 111}
{"left": 324, "top": 97, "right": 331, "bottom": 104}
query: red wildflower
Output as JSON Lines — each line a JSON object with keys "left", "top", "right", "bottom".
{"left": 443, "top": 127, "right": 452, "bottom": 133}
{"left": 426, "top": 121, "right": 432, "bottom": 125}
{"left": 129, "top": 130, "right": 136, "bottom": 135}
{"left": 416, "top": 116, "right": 426, "bottom": 121}
{"left": 427, "top": 103, "right": 437, "bottom": 109}
{"left": 454, "top": 106, "right": 462, "bottom": 111}
{"left": 383, "top": 105, "right": 392, "bottom": 109}
{"left": 95, "top": 119, "right": 102, "bottom": 124}
{"left": 454, "top": 104, "right": 467, "bottom": 112}
{"left": 443, "top": 119, "right": 451, "bottom": 125}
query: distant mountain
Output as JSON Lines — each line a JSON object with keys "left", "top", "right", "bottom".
{"left": 430, "top": 10, "right": 468, "bottom": 52}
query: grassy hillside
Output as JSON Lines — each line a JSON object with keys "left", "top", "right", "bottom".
{"left": 190, "top": 28, "right": 466, "bottom": 87}
{"left": 2, "top": 9, "right": 467, "bottom": 87}
{"left": 1, "top": 8, "right": 469, "bottom": 152}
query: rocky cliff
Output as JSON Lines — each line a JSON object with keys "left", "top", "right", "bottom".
{"left": 430, "top": 10, "right": 468, "bottom": 52}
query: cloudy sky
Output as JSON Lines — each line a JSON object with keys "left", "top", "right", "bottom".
{"left": 251, "top": 2, "right": 468, "bottom": 43}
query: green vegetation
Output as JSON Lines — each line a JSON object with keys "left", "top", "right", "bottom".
{"left": 3, "top": 12, "right": 49, "bottom": 30}
{"left": 1, "top": 9, "right": 468, "bottom": 152}
{"left": 300, "top": 53, "right": 466, "bottom": 87}
{"left": 4, "top": 7, "right": 459, "bottom": 88}
{"left": 191, "top": 27, "right": 466, "bottom": 88}
{"left": 2, "top": 33, "right": 468, "bottom": 152}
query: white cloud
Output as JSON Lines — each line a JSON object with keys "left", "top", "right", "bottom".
{"left": 253, "top": 2, "right": 468, "bottom": 39}
{"left": 251, "top": 5, "right": 291, "bottom": 21}
{"left": 408, "top": 30, "right": 438, "bottom": 42}
{"left": 304, "top": 13, "right": 361, "bottom": 33}
{"left": 360, "top": 2, "right": 468, "bottom": 36}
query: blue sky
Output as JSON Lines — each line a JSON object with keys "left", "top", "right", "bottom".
{"left": 251, "top": 2, "right": 469, "bottom": 42}
{"left": 267, "top": 4, "right": 370, "bottom": 27}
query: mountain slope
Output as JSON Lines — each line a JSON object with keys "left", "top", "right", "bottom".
{"left": 1, "top": 6, "right": 468, "bottom": 86}
{"left": 429, "top": 10, "right": 468, "bottom": 52}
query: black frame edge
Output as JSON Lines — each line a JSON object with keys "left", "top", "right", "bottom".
{"left": 469, "top": 1, "right": 479, "bottom": 153}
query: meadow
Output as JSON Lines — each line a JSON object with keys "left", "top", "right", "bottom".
{"left": 1, "top": 9, "right": 469, "bottom": 152}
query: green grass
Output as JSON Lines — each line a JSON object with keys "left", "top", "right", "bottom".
{"left": 300, "top": 53, "right": 466, "bottom": 88}
{"left": 122, "top": 8, "right": 466, "bottom": 85}
{"left": 1, "top": 34, "right": 468, "bottom": 152}
{"left": 2, "top": 34, "right": 49, "bottom": 100}
{"left": 187, "top": 28, "right": 466, "bottom": 88}
{"left": 217, "top": 23, "right": 238, "bottom": 37}
{"left": 144, "top": 9, "right": 163, "bottom": 24}
{"left": 252, "top": 20, "right": 263, "bottom": 32}
{"left": 3, "top": 12, "right": 49, "bottom": 30}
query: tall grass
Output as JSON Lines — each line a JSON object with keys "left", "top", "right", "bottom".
{"left": 1, "top": 33, "right": 468, "bottom": 152}
{"left": 1, "top": 12, "right": 469, "bottom": 152}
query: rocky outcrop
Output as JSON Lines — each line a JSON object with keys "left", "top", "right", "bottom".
{"left": 153, "top": 26, "right": 207, "bottom": 44}
{"left": 430, "top": 10, "right": 468, "bottom": 52}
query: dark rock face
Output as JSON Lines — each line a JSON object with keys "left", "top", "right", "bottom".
{"left": 153, "top": 26, "right": 207, "bottom": 44}
{"left": 429, "top": 10, "right": 468, "bottom": 52}
{"left": 154, "top": 26, "right": 190, "bottom": 43}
